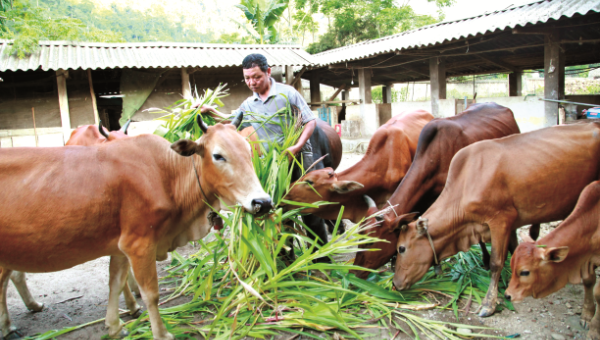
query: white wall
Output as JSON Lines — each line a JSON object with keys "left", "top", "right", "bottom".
{"left": 389, "top": 96, "right": 546, "bottom": 133}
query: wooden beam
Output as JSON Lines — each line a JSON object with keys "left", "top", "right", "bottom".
{"left": 327, "top": 84, "right": 346, "bottom": 102}
{"left": 544, "top": 30, "right": 565, "bottom": 127}
{"left": 307, "top": 99, "right": 362, "bottom": 105}
{"left": 429, "top": 57, "right": 446, "bottom": 116}
{"left": 291, "top": 66, "right": 306, "bottom": 87}
{"left": 476, "top": 55, "right": 519, "bottom": 73}
{"left": 56, "top": 69, "right": 71, "bottom": 145}
{"left": 87, "top": 69, "right": 99, "bottom": 125}
{"left": 358, "top": 68, "right": 372, "bottom": 104}
{"left": 181, "top": 68, "right": 191, "bottom": 99}
{"left": 285, "top": 66, "right": 294, "bottom": 85}
{"left": 310, "top": 78, "right": 321, "bottom": 109}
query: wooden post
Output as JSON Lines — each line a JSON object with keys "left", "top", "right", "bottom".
{"left": 310, "top": 78, "right": 321, "bottom": 109}
{"left": 181, "top": 68, "right": 191, "bottom": 99}
{"left": 509, "top": 72, "right": 522, "bottom": 97}
{"left": 429, "top": 57, "right": 446, "bottom": 116}
{"left": 382, "top": 84, "right": 392, "bottom": 103}
{"left": 285, "top": 66, "right": 294, "bottom": 85}
{"left": 358, "top": 68, "right": 372, "bottom": 104}
{"left": 31, "top": 107, "right": 38, "bottom": 147}
{"left": 271, "top": 66, "right": 283, "bottom": 83}
{"left": 544, "top": 31, "right": 564, "bottom": 127}
{"left": 56, "top": 69, "right": 71, "bottom": 145}
{"left": 87, "top": 69, "right": 99, "bottom": 125}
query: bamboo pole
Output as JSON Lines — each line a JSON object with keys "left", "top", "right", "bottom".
{"left": 87, "top": 69, "right": 99, "bottom": 125}
{"left": 31, "top": 107, "right": 38, "bottom": 147}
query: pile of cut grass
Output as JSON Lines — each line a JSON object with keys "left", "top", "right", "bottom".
{"left": 24, "top": 86, "right": 514, "bottom": 340}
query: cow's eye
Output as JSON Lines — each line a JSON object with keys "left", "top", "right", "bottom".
{"left": 375, "top": 216, "right": 384, "bottom": 222}
{"left": 305, "top": 180, "right": 314, "bottom": 185}
{"left": 213, "top": 154, "right": 226, "bottom": 162}
{"left": 520, "top": 270, "right": 530, "bottom": 277}
{"left": 398, "top": 246, "right": 406, "bottom": 254}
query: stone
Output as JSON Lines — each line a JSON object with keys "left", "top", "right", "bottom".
{"left": 550, "top": 333, "right": 565, "bottom": 340}
{"left": 566, "top": 303, "right": 573, "bottom": 309}
{"left": 456, "top": 328, "right": 472, "bottom": 335}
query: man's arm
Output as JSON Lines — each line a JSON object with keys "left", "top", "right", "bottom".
{"left": 193, "top": 105, "right": 231, "bottom": 123}
{"left": 285, "top": 91, "right": 316, "bottom": 159}
{"left": 286, "top": 120, "right": 316, "bottom": 159}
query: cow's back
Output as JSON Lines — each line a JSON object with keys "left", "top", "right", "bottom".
{"left": 447, "top": 122, "right": 600, "bottom": 226}
{"left": 374, "top": 109, "right": 434, "bottom": 160}
{"left": 311, "top": 119, "right": 342, "bottom": 170}
{"left": 0, "top": 135, "right": 175, "bottom": 272}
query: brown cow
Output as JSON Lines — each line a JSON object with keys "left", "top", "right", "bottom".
{"left": 393, "top": 122, "right": 600, "bottom": 318}
{"left": 505, "top": 180, "right": 600, "bottom": 339}
{"left": 284, "top": 110, "right": 434, "bottom": 223}
{"left": 352, "top": 103, "right": 522, "bottom": 277}
{"left": 2, "top": 120, "right": 142, "bottom": 335}
{"left": 0, "top": 114, "right": 271, "bottom": 340}
{"left": 66, "top": 120, "right": 131, "bottom": 145}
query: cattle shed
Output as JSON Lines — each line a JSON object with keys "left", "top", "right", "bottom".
{"left": 0, "top": 42, "right": 314, "bottom": 147}
{"left": 304, "top": 0, "right": 600, "bottom": 137}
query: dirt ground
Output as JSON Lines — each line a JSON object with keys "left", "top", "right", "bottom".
{"left": 4, "top": 152, "right": 591, "bottom": 340}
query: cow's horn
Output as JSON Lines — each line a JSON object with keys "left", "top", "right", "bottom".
{"left": 363, "top": 195, "right": 377, "bottom": 209}
{"left": 230, "top": 111, "right": 244, "bottom": 129}
{"left": 98, "top": 120, "right": 109, "bottom": 138}
{"left": 196, "top": 114, "right": 208, "bottom": 134}
{"left": 416, "top": 217, "right": 428, "bottom": 235}
{"left": 120, "top": 119, "right": 131, "bottom": 135}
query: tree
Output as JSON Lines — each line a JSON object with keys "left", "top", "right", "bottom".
{"left": 0, "top": 0, "right": 12, "bottom": 31}
{"left": 234, "top": 0, "right": 288, "bottom": 44}
{"left": 305, "top": 0, "right": 454, "bottom": 54}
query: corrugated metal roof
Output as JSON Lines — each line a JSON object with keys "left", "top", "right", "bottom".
{"left": 313, "top": 0, "right": 600, "bottom": 66}
{"left": 0, "top": 41, "right": 316, "bottom": 72}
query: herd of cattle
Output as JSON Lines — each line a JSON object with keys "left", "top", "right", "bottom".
{"left": 2, "top": 102, "right": 600, "bottom": 339}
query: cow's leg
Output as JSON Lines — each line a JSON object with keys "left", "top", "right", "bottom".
{"left": 0, "top": 268, "right": 20, "bottom": 340}
{"left": 126, "top": 248, "right": 173, "bottom": 340}
{"left": 478, "top": 217, "right": 515, "bottom": 317}
{"left": 127, "top": 269, "right": 141, "bottom": 297}
{"left": 586, "top": 273, "right": 600, "bottom": 340}
{"left": 121, "top": 271, "right": 141, "bottom": 317}
{"left": 529, "top": 223, "right": 540, "bottom": 240}
{"left": 479, "top": 242, "right": 490, "bottom": 270}
{"left": 303, "top": 214, "right": 331, "bottom": 264}
{"left": 9, "top": 272, "right": 44, "bottom": 312}
{"left": 508, "top": 230, "right": 519, "bottom": 254}
{"left": 105, "top": 256, "right": 133, "bottom": 338}
{"left": 581, "top": 264, "right": 597, "bottom": 329}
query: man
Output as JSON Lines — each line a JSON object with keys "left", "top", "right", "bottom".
{"left": 197, "top": 53, "right": 316, "bottom": 168}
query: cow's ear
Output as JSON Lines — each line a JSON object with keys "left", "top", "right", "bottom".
{"left": 171, "top": 139, "right": 203, "bottom": 157}
{"left": 330, "top": 181, "right": 364, "bottom": 194}
{"left": 391, "top": 212, "right": 419, "bottom": 231}
{"left": 541, "top": 246, "right": 569, "bottom": 263}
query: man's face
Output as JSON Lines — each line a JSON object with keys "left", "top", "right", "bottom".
{"left": 243, "top": 66, "right": 271, "bottom": 94}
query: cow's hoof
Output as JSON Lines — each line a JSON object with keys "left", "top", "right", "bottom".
{"left": 28, "top": 302, "right": 44, "bottom": 312}
{"left": 130, "top": 307, "right": 143, "bottom": 318}
{"left": 4, "top": 329, "right": 24, "bottom": 340}
{"left": 582, "top": 320, "right": 590, "bottom": 330}
{"left": 477, "top": 306, "right": 495, "bottom": 317}
{"left": 120, "top": 329, "right": 130, "bottom": 338}
{"left": 587, "top": 329, "right": 600, "bottom": 340}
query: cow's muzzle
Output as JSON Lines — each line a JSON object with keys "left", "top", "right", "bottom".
{"left": 251, "top": 198, "right": 273, "bottom": 216}
{"left": 504, "top": 293, "right": 511, "bottom": 301}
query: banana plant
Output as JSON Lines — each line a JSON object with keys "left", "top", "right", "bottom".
{"left": 234, "top": 0, "right": 288, "bottom": 44}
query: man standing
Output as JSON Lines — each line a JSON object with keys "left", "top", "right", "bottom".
{"left": 198, "top": 53, "right": 316, "bottom": 168}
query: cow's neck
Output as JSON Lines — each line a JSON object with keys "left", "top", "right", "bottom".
{"left": 167, "top": 151, "right": 219, "bottom": 217}
{"left": 385, "top": 161, "right": 439, "bottom": 220}
{"left": 425, "top": 203, "right": 478, "bottom": 261}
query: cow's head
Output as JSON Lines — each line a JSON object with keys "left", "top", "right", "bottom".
{"left": 392, "top": 215, "right": 436, "bottom": 290}
{"left": 504, "top": 234, "right": 570, "bottom": 303}
{"left": 352, "top": 200, "right": 418, "bottom": 279}
{"left": 284, "top": 168, "right": 364, "bottom": 214}
{"left": 171, "top": 113, "right": 272, "bottom": 216}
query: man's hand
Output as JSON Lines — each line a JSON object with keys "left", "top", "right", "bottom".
{"left": 192, "top": 103, "right": 217, "bottom": 114}
{"left": 285, "top": 145, "right": 302, "bottom": 161}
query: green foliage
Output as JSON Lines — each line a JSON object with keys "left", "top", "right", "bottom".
{"left": 371, "top": 85, "right": 409, "bottom": 103}
{"left": 234, "top": 0, "right": 288, "bottom": 44}
{"left": 1, "top": 0, "right": 218, "bottom": 57}
{"left": 0, "top": 4, "right": 124, "bottom": 57}
{"left": 305, "top": 0, "right": 452, "bottom": 54}
{"left": 0, "top": 0, "right": 11, "bottom": 31}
